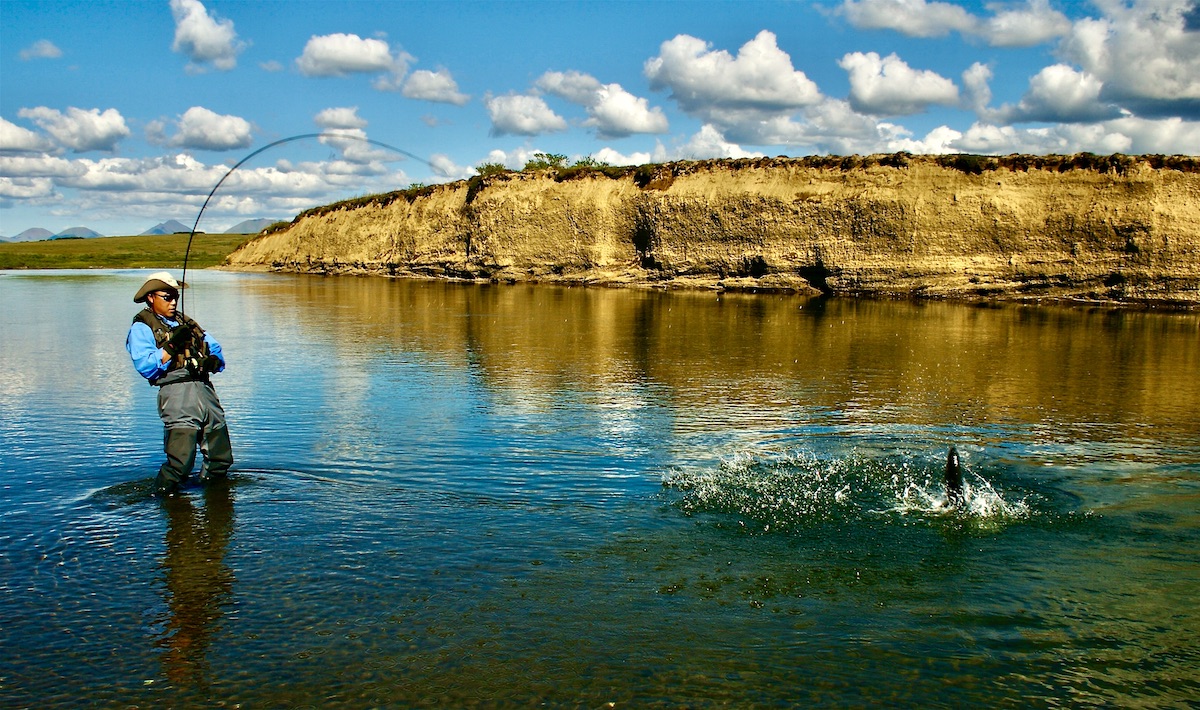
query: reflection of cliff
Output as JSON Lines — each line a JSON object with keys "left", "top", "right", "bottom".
{"left": 157, "top": 484, "right": 235, "bottom": 688}
{"left": 227, "top": 155, "right": 1200, "bottom": 304}
{"left": 262, "top": 277, "right": 1200, "bottom": 438}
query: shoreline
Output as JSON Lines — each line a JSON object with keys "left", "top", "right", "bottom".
{"left": 219, "top": 262, "right": 1200, "bottom": 310}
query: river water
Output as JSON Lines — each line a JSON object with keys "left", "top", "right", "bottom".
{"left": 1, "top": 269, "right": 1197, "bottom": 707}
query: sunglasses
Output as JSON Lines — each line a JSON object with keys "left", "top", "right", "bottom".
{"left": 153, "top": 292, "right": 179, "bottom": 302}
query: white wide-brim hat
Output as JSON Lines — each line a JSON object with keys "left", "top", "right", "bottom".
{"left": 133, "top": 271, "right": 187, "bottom": 303}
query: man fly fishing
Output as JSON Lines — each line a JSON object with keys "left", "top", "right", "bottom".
{"left": 126, "top": 271, "right": 233, "bottom": 496}
{"left": 120, "top": 133, "right": 421, "bottom": 496}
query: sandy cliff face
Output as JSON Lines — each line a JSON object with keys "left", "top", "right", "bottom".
{"left": 226, "top": 155, "right": 1200, "bottom": 304}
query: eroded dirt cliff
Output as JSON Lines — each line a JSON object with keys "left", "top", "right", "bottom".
{"left": 225, "top": 154, "right": 1200, "bottom": 305}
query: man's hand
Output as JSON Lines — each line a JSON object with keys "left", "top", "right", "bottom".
{"left": 163, "top": 325, "right": 192, "bottom": 358}
{"left": 201, "top": 355, "right": 222, "bottom": 374}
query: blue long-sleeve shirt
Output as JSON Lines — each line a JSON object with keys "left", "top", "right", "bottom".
{"left": 126, "top": 315, "right": 225, "bottom": 382}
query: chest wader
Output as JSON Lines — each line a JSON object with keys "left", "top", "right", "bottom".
{"left": 135, "top": 309, "right": 234, "bottom": 495}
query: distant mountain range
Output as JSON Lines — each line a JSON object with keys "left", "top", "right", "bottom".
{"left": 224, "top": 218, "right": 278, "bottom": 234}
{"left": 2, "top": 218, "right": 280, "bottom": 242}
{"left": 56, "top": 226, "right": 104, "bottom": 239}
{"left": 141, "top": 220, "right": 192, "bottom": 235}
{"left": 1, "top": 227, "right": 102, "bottom": 242}
{"left": 4, "top": 228, "right": 55, "bottom": 242}
{"left": 143, "top": 217, "right": 279, "bottom": 235}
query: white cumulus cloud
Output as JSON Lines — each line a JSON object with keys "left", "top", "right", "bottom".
{"left": 169, "top": 0, "right": 245, "bottom": 72}
{"left": 428, "top": 154, "right": 474, "bottom": 180}
{"left": 16, "top": 107, "right": 130, "bottom": 153}
{"left": 1060, "top": 0, "right": 1200, "bottom": 118}
{"left": 591, "top": 144, "right": 668, "bottom": 166}
{"left": 980, "top": 0, "right": 1072, "bottom": 47}
{"left": 675, "top": 125, "right": 765, "bottom": 160}
{"left": 836, "top": 0, "right": 1069, "bottom": 46}
{"left": 951, "top": 121, "right": 1130, "bottom": 154}
{"left": 402, "top": 68, "right": 470, "bottom": 105}
{"left": 764, "top": 98, "right": 922, "bottom": 154}
{"left": 0, "top": 117, "right": 55, "bottom": 152}
{"left": 311, "top": 110, "right": 402, "bottom": 163}
{"left": 165, "top": 106, "right": 254, "bottom": 151}
{"left": 0, "top": 143, "right": 426, "bottom": 228}
{"left": 0, "top": 154, "right": 87, "bottom": 179}
{"left": 316, "top": 128, "right": 393, "bottom": 163}
{"left": 962, "top": 62, "right": 994, "bottom": 116}
{"left": 295, "top": 33, "right": 413, "bottom": 91}
{"left": 836, "top": 0, "right": 976, "bottom": 38}
{"left": 644, "top": 30, "right": 825, "bottom": 148}
{"left": 839, "top": 51, "right": 960, "bottom": 115}
{"left": 991, "top": 64, "right": 1119, "bottom": 124}
{"left": 885, "top": 125, "right": 965, "bottom": 154}
{"left": 314, "top": 107, "right": 369, "bottom": 130}
{"left": 0, "top": 177, "right": 57, "bottom": 202}
{"left": 800, "top": 98, "right": 902, "bottom": 143}
{"left": 538, "top": 70, "right": 668, "bottom": 138}
{"left": 479, "top": 147, "right": 534, "bottom": 171}
{"left": 537, "top": 71, "right": 603, "bottom": 105}
{"left": 1102, "top": 115, "right": 1200, "bottom": 153}
{"left": 485, "top": 94, "right": 567, "bottom": 136}
{"left": 587, "top": 84, "right": 670, "bottom": 137}
{"left": 19, "top": 40, "right": 63, "bottom": 61}
{"left": 946, "top": 116, "right": 1200, "bottom": 155}
{"left": 668, "top": 93, "right": 940, "bottom": 157}
{"left": 645, "top": 30, "right": 822, "bottom": 113}
{"left": 34, "top": 153, "right": 410, "bottom": 217}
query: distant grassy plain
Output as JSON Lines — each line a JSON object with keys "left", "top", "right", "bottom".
{"left": 0, "top": 233, "right": 254, "bottom": 270}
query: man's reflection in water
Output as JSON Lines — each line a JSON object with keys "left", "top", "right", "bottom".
{"left": 156, "top": 481, "right": 235, "bottom": 687}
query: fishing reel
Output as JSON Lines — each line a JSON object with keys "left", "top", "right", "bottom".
{"left": 165, "top": 325, "right": 218, "bottom": 375}
{"left": 181, "top": 353, "right": 221, "bottom": 377}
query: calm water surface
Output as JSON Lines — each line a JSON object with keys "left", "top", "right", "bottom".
{"left": 1, "top": 270, "right": 1198, "bottom": 707}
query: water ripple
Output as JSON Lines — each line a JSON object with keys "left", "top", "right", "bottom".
{"left": 663, "top": 447, "right": 1041, "bottom": 533}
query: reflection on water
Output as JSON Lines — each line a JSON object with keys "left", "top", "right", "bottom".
{"left": 156, "top": 482, "right": 235, "bottom": 688}
{"left": 0, "top": 270, "right": 1197, "bottom": 707}
{"left": 257, "top": 275, "right": 1199, "bottom": 444}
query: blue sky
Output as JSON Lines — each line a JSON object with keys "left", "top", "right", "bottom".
{"left": 2, "top": 0, "right": 1198, "bottom": 237}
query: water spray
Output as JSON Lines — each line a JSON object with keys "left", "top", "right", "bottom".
{"left": 179, "top": 132, "right": 435, "bottom": 315}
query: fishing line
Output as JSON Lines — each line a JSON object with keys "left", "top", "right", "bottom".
{"left": 179, "top": 132, "right": 434, "bottom": 314}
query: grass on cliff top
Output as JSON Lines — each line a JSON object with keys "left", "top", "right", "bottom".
{"left": 291, "top": 152, "right": 1200, "bottom": 225}
{"left": 0, "top": 233, "right": 251, "bottom": 270}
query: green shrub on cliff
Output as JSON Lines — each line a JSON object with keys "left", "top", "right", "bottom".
{"left": 550, "top": 156, "right": 627, "bottom": 182}
{"left": 475, "top": 162, "right": 509, "bottom": 177}
{"left": 1144, "top": 154, "right": 1200, "bottom": 172}
{"left": 571, "top": 157, "right": 609, "bottom": 169}
{"left": 261, "top": 220, "right": 293, "bottom": 236}
{"left": 937, "top": 154, "right": 996, "bottom": 175}
{"left": 523, "top": 152, "right": 568, "bottom": 171}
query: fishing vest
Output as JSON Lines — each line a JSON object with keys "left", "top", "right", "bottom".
{"left": 132, "top": 308, "right": 210, "bottom": 386}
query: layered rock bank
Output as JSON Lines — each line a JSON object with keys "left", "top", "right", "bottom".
{"left": 225, "top": 154, "right": 1200, "bottom": 305}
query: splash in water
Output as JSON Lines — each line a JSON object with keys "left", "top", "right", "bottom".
{"left": 662, "top": 447, "right": 1031, "bottom": 532}
{"left": 891, "top": 463, "right": 1030, "bottom": 521}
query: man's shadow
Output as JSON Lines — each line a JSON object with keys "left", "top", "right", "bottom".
{"left": 156, "top": 481, "right": 235, "bottom": 688}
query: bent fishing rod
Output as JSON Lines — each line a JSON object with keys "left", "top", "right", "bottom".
{"left": 178, "top": 132, "right": 435, "bottom": 315}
